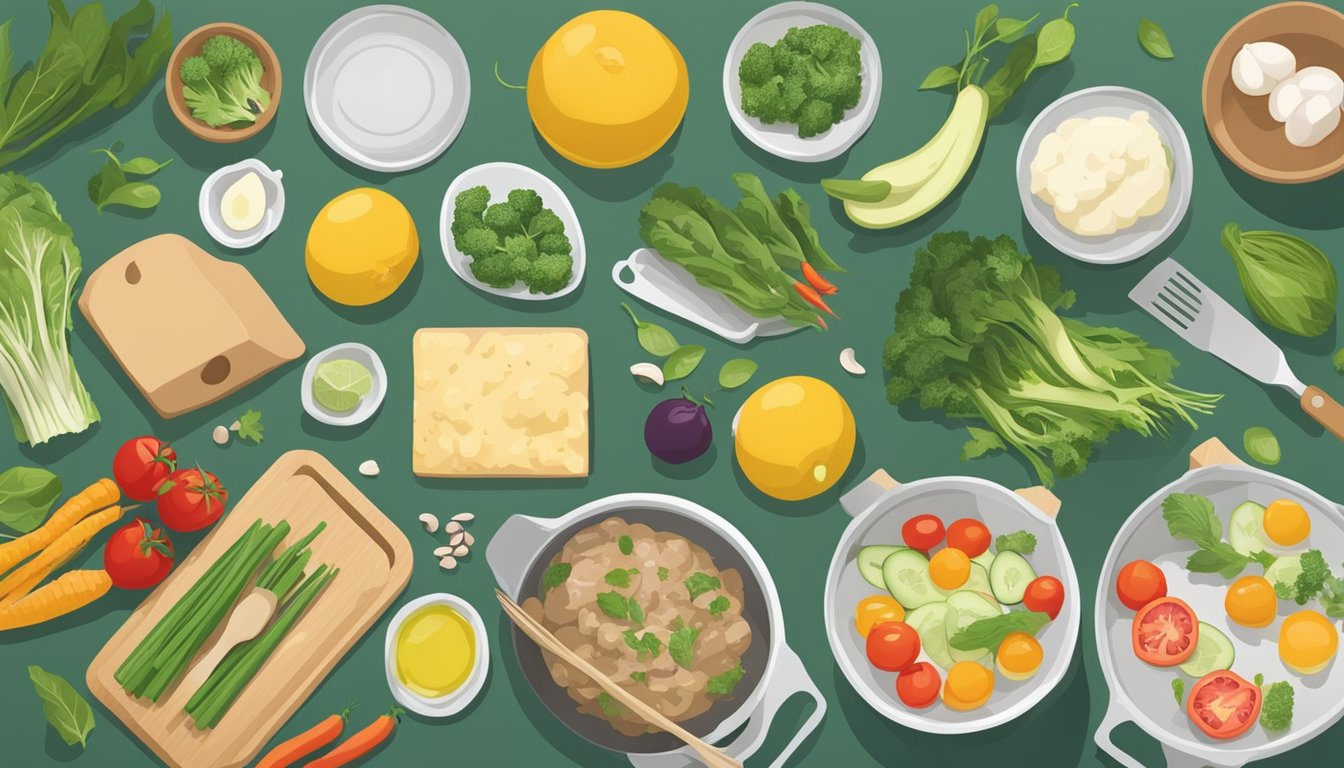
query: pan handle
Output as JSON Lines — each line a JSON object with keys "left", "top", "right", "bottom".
{"left": 627, "top": 645, "right": 825, "bottom": 768}
{"left": 1160, "top": 743, "right": 1244, "bottom": 768}
{"left": 1094, "top": 699, "right": 1147, "bottom": 768}
{"left": 485, "top": 514, "right": 561, "bottom": 599}
{"left": 839, "top": 470, "right": 899, "bottom": 518}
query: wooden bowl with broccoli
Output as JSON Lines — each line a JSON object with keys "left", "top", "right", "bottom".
{"left": 167, "top": 23, "right": 282, "bottom": 143}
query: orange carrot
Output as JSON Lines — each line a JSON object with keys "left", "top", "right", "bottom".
{"left": 0, "top": 569, "right": 112, "bottom": 630}
{"left": 793, "top": 281, "right": 837, "bottom": 317}
{"left": 306, "top": 707, "right": 403, "bottom": 768}
{"left": 0, "top": 505, "right": 124, "bottom": 599}
{"left": 0, "top": 549, "right": 78, "bottom": 608}
{"left": 801, "top": 263, "right": 838, "bottom": 295}
{"left": 257, "top": 705, "right": 353, "bottom": 768}
{"left": 0, "top": 478, "right": 119, "bottom": 576}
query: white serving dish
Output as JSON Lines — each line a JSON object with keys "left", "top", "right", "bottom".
{"left": 439, "top": 162, "right": 585, "bottom": 301}
{"left": 305, "top": 5, "right": 469, "bottom": 172}
{"left": 1017, "top": 86, "right": 1194, "bottom": 265}
{"left": 300, "top": 343, "right": 387, "bottom": 427}
{"left": 198, "top": 159, "right": 284, "bottom": 249}
{"left": 384, "top": 593, "right": 489, "bottom": 718}
{"left": 723, "top": 2, "right": 881, "bottom": 162}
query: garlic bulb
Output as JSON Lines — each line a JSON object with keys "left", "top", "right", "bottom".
{"left": 1269, "top": 78, "right": 1304, "bottom": 123}
{"left": 1294, "top": 66, "right": 1344, "bottom": 110}
{"left": 1231, "top": 41, "right": 1296, "bottom": 97}
{"left": 1285, "top": 94, "right": 1341, "bottom": 148}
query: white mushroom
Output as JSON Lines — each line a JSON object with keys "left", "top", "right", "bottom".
{"left": 358, "top": 459, "right": 380, "bottom": 477}
{"left": 211, "top": 425, "right": 230, "bottom": 445}
{"left": 439, "top": 556, "right": 458, "bottom": 571}
{"left": 433, "top": 545, "right": 454, "bottom": 558}
{"left": 839, "top": 347, "right": 866, "bottom": 376}
{"left": 418, "top": 513, "right": 439, "bottom": 534}
{"left": 630, "top": 362, "right": 665, "bottom": 387}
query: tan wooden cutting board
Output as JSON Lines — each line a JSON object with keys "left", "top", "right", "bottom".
{"left": 86, "top": 451, "right": 412, "bottom": 768}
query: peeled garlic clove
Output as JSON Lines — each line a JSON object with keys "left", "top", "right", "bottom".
{"left": 446, "top": 521, "right": 463, "bottom": 535}
{"left": 359, "top": 459, "right": 380, "bottom": 477}
{"left": 449, "top": 531, "right": 465, "bottom": 546}
{"left": 418, "top": 513, "right": 439, "bottom": 533}
{"left": 451, "top": 512, "right": 475, "bottom": 523}
{"left": 839, "top": 347, "right": 866, "bottom": 376}
{"left": 1270, "top": 78, "right": 1305, "bottom": 123}
{"left": 464, "top": 532, "right": 476, "bottom": 547}
{"left": 1232, "top": 45, "right": 1270, "bottom": 96}
{"left": 433, "top": 545, "right": 454, "bottom": 558}
{"left": 1295, "top": 66, "right": 1344, "bottom": 110}
{"left": 452, "top": 545, "right": 469, "bottom": 557}
{"left": 212, "top": 425, "right": 230, "bottom": 445}
{"left": 630, "top": 362, "right": 665, "bottom": 386}
{"left": 439, "top": 556, "right": 458, "bottom": 571}
{"left": 1286, "top": 94, "right": 1341, "bottom": 147}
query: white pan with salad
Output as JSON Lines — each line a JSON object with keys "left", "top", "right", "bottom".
{"left": 1095, "top": 439, "right": 1344, "bottom": 768}
{"left": 827, "top": 471, "right": 1080, "bottom": 733}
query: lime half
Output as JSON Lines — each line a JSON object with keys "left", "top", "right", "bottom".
{"left": 313, "top": 358, "right": 373, "bottom": 412}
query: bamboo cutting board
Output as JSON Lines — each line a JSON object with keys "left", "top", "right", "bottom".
{"left": 86, "top": 451, "right": 413, "bottom": 768}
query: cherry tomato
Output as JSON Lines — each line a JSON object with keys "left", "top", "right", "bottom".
{"left": 1187, "top": 671, "right": 1261, "bottom": 740}
{"left": 1116, "top": 559, "right": 1167, "bottom": 611}
{"left": 902, "top": 515, "right": 944, "bottom": 551}
{"left": 946, "top": 518, "right": 991, "bottom": 557}
{"left": 896, "top": 661, "right": 941, "bottom": 708}
{"left": 112, "top": 436, "right": 177, "bottom": 501}
{"left": 866, "top": 621, "right": 920, "bottom": 672}
{"left": 1132, "top": 596, "right": 1198, "bottom": 666}
{"left": 1023, "top": 575, "right": 1065, "bottom": 619}
{"left": 156, "top": 468, "right": 228, "bottom": 532}
{"left": 103, "top": 518, "right": 174, "bottom": 589}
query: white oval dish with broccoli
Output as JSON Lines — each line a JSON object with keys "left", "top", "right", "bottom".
{"left": 723, "top": 2, "right": 882, "bottom": 162}
{"left": 440, "top": 162, "right": 585, "bottom": 301}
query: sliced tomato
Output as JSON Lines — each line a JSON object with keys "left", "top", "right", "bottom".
{"left": 1187, "top": 671, "right": 1261, "bottom": 740}
{"left": 1132, "top": 596, "right": 1198, "bottom": 666}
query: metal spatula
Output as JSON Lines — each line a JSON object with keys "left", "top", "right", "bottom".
{"left": 1130, "top": 258, "right": 1344, "bottom": 440}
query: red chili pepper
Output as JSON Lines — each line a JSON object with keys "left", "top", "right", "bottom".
{"left": 794, "top": 281, "right": 837, "bottom": 317}
{"left": 306, "top": 707, "right": 403, "bottom": 768}
{"left": 801, "top": 262, "right": 838, "bottom": 295}
{"left": 257, "top": 704, "right": 353, "bottom": 768}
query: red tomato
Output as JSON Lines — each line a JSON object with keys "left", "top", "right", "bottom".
{"left": 946, "top": 519, "right": 991, "bottom": 557}
{"left": 866, "top": 621, "right": 921, "bottom": 672}
{"left": 1132, "top": 597, "right": 1198, "bottom": 666}
{"left": 156, "top": 468, "right": 228, "bottom": 532}
{"left": 1187, "top": 671, "right": 1262, "bottom": 740}
{"left": 103, "top": 518, "right": 174, "bottom": 589}
{"left": 1116, "top": 560, "right": 1167, "bottom": 611}
{"left": 1023, "top": 575, "right": 1065, "bottom": 620}
{"left": 902, "top": 515, "right": 945, "bottom": 551}
{"left": 112, "top": 436, "right": 177, "bottom": 501}
{"left": 896, "top": 661, "right": 941, "bottom": 708}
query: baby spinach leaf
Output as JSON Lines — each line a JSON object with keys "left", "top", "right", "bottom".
{"left": 992, "top": 15, "right": 1038, "bottom": 44}
{"left": 99, "top": 181, "right": 159, "bottom": 211}
{"left": 29, "top": 666, "right": 94, "bottom": 748}
{"left": 669, "top": 626, "right": 699, "bottom": 669}
{"left": 662, "top": 345, "right": 705, "bottom": 382}
{"left": 0, "top": 466, "right": 61, "bottom": 533}
{"left": 718, "top": 359, "right": 758, "bottom": 389}
{"left": 541, "top": 563, "right": 571, "bottom": 594}
{"left": 1138, "top": 18, "right": 1174, "bottom": 60}
{"left": 1028, "top": 3, "right": 1079, "bottom": 77}
{"left": 118, "top": 155, "right": 172, "bottom": 175}
{"left": 919, "top": 65, "right": 961, "bottom": 90}
{"left": 86, "top": 144, "right": 170, "bottom": 213}
{"left": 620, "top": 302, "right": 680, "bottom": 357}
{"left": 973, "top": 5, "right": 1000, "bottom": 44}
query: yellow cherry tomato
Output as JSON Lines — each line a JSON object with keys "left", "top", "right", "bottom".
{"left": 929, "top": 548, "right": 971, "bottom": 591}
{"left": 943, "top": 661, "right": 994, "bottom": 711}
{"left": 996, "top": 632, "right": 1044, "bottom": 681}
{"left": 1225, "top": 575, "right": 1277, "bottom": 629}
{"left": 855, "top": 595, "right": 905, "bottom": 637}
{"left": 1280, "top": 610, "right": 1338, "bottom": 675}
{"left": 1263, "top": 499, "right": 1310, "bottom": 547}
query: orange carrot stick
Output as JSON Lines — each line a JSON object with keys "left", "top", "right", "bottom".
{"left": 0, "top": 505, "right": 124, "bottom": 599}
{"left": 0, "top": 570, "right": 112, "bottom": 631}
{"left": 0, "top": 478, "right": 119, "bottom": 576}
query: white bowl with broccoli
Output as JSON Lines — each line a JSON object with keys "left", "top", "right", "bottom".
{"left": 439, "top": 163, "right": 585, "bottom": 302}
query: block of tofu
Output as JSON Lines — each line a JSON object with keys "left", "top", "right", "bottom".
{"left": 78, "top": 234, "right": 304, "bottom": 418}
{"left": 413, "top": 328, "right": 589, "bottom": 477}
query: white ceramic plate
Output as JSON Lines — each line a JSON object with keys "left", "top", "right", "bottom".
{"left": 1017, "top": 86, "right": 1194, "bottom": 265}
{"left": 198, "top": 159, "right": 284, "bottom": 249}
{"left": 300, "top": 343, "right": 387, "bottom": 427}
{"left": 384, "top": 593, "right": 489, "bottom": 718}
{"left": 305, "top": 5, "right": 469, "bottom": 172}
{"left": 723, "top": 2, "right": 881, "bottom": 162}
{"left": 440, "top": 162, "right": 585, "bottom": 301}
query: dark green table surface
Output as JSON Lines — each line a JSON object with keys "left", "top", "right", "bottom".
{"left": 1, "top": 0, "right": 1342, "bottom": 766}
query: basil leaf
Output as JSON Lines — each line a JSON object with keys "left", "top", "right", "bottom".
{"left": 1138, "top": 18, "right": 1174, "bottom": 60}
{"left": 628, "top": 597, "right": 645, "bottom": 625}
{"left": 662, "top": 345, "right": 705, "bottom": 382}
{"left": 86, "top": 160, "right": 126, "bottom": 208}
{"left": 0, "top": 467, "right": 61, "bottom": 533}
{"left": 973, "top": 4, "right": 999, "bottom": 44}
{"left": 992, "top": 15, "right": 1037, "bottom": 44}
{"left": 1029, "top": 4, "right": 1078, "bottom": 77}
{"left": 718, "top": 359, "right": 758, "bottom": 389}
{"left": 29, "top": 666, "right": 94, "bottom": 748}
{"left": 596, "top": 591, "right": 629, "bottom": 619}
{"left": 604, "top": 568, "right": 632, "bottom": 588}
{"left": 541, "top": 563, "right": 571, "bottom": 593}
{"left": 1172, "top": 678, "right": 1184, "bottom": 705}
{"left": 918, "top": 65, "right": 961, "bottom": 91}
{"left": 1243, "top": 427, "right": 1281, "bottom": 466}
{"left": 99, "top": 181, "right": 160, "bottom": 211}
{"left": 119, "top": 155, "right": 172, "bottom": 176}
{"left": 630, "top": 671, "right": 648, "bottom": 685}
{"left": 621, "top": 303, "right": 680, "bottom": 357}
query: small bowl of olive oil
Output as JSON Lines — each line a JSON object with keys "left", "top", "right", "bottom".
{"left": 384, "top": 593, "right": 488, "bottom": 717}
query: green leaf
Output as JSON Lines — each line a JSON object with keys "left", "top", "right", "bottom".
{"left": 1028, "top": 5, "right": 1078, "bottom": 77}
{"left": 961, "top": 426, "right": 1005, "bottom": 460}
{"left": 118, "top": 155, "right": 171, "bottom": 176}
{"left": 29, "top": 665, "right": 94, "bottom": 748}
{"left": 992, "top": 15, "right": 1037, "bottom": 44}
{"left": 628, "top": 597, "right": 645, "bottom": 625}
{"left": 994, "top": 530, "right": 1037, "bottom": 555}
{"left": 235, "top": 409, "right": 264, "bottom": 443}
{"left": 973, "top": 5, "right": 1000, "bottom": 45}
{"left": 1138, "top": 18, "right": 1174, "bottom": 60}
{"left": 984, "top": 34, "right": 1038, "bottom": 118}
{"left": 669, "top": 626, "right": 699, "bottom": 669}
{"left": 541, "top": 562, "right": 571, "bottom": 593}
{"left": 1172, "top": 678, "right": 1184, "bottom": 705}
{"left": 662, "top": 345, "right": 705, "bottom": 382}
{"left": 621, "top": 303, "right": 680, "bottom": 357}
{"left": 622, "top": 629, "right": 662, "bottom": 659}
{"left": 948, "top": 611, "right": 1051, "bottom": 651}
{"left": 597, "top": 692, "right": 621, "bottom": 717}
{"left": 0, "top": 466, "right": 62, "bottom": 533}
{"left": 708, "top": 595, "right": 730, "bottom": 618}
{"left": 774, "top": 189, "right": 844, "bottom": 272}
{"left": 0, "top": 19, "right": 13, "bottom": 100}
{"left": 1162, "top": 493, "right": 1224, "bottom": 551}
{"left": 618, "top": 535, "right": 634, "bottom": 556}
{"left": 707, "top": 663, "right": 746, "bottom": 696}
{"left": 604, "top": 568, "right": 633, "bottom": 588}
{"left": 718, "top": 359, "right": 758, "bottom": 390}
{"left": 97, "top": 180, "right": 159, "bottom": 212}
{"left": 919, "top": 65, "right": 962, "bottom": 91}
{"left": 596, "top": 591, "right": 629, "bottom": 619}
{"left": 684, "top": 572, "right": 721, "bottom": 601}
{"left": 630, "top": 671, "right": 648, "bottom": 685}
{"left": 657, "top": 566, "right": 669, "bottom": 582}
{"left": 1243, "top": 427, "right": 1281, "bottom": 466}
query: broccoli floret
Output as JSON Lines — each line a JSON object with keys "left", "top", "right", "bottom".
{"left": 201, "top": 35, "right": 257, "bottom": 74}
{"left": 736, "top": 24, "right": 861, "bottom": 138}
{"left": 179, "top": 56, "right": 211, "bottom": 84}
{"left": 483, "top": 203, "right": 522, "bottom": 234}
{"left": 527, "top": 209, "right": 564, "bottom": 237}
{"left": 796, "top": 99, "right": 838, "bottom": 138}
{"left": 525, "top": 253, "right": 574, "bottom": 294}
{"left": 740, "top": 78, "right": 785, "bottom": 123}
{"left": 469, "top": 255, "right": 521, "bottom": 288}
{"left": 1281, "top": 549, "right": 1332, "bottom": 604}
{"left": 506, "top": 188, "right": 544, "bottom": 221}
{"left": 454, "top": 186, "right": 491, "bottom": 217}
{"left": 779, "top": 72, "right": 809, "bottom": 114}
{"left": 1260, "top": 681, "right": 1294, "bottom": 731}
{"left": 738, "top": 42, "right": 776, "bottom": 85}
{"left": 500, "top": 234, "right": 537, "bottom": 262}
{"left": 459, "top": 227, "right": 500, "bottom": 260}
{"left": 220, "top": 58, "right": 270, "bottom": 113}
{"left": 537, "top": 232, "right": 571, "bottom": 256}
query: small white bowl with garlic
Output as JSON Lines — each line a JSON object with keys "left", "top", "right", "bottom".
{"left": 1233, "top": 42, "right": 1343, "bottom": 148}
{"left": 199, "top": 158, "right": 285, "bottom": 249}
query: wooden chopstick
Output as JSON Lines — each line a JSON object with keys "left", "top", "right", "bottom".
{"left": 495, "top": 589, "right": 741, "bottom": 768}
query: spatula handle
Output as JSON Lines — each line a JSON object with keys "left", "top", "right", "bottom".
{"left": 1301, "top": 386, "right": 1344, "bottom": 440}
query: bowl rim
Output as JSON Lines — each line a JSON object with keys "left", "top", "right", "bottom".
{"left": 166, "top": 22, "right": 283, "bottom": 144}
{"left": 383, "top": 592, "right": 490, "bottom": 718}
{"left": 299, "top": 342, "right": 388, "bottom": 427}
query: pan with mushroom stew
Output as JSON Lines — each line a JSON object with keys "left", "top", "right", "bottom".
{"left": 487, "top": 493, "right": 824, "bottom": 767}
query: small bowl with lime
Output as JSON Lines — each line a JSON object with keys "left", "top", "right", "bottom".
{"left": 301, "top": 343, "right": 387, "bottom": 426}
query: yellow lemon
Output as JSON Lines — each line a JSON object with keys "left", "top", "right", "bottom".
{"left": 734, "top": 376, "right": 855, "bottom": 501}
{"left": 527, "top": 11, "right": 688, "bottom": 168}
{"left": 1280, "top": 610, "right": 1338, "bottom": 675}
{"left": 306, "top": 188, "right": 418, "bottom": 306}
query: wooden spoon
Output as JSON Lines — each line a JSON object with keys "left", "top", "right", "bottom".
{"left": 495, "top": 589, "right": 741, "bottom": 768}
{"left": 182, "top": 589, "right": 278, "bottom": 695}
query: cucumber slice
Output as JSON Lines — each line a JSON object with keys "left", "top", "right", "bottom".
{"left": 1179, "top": 622, "right": 1235, "bottom": 677}
{"left": 1265, "top": 554, "right": 1302, "bottom": 590}
{"left": 962, "top": 562, "right": 992, "bottom": 596}
{"left": 857, "top": 545, "right": 905, "bottom": 589}
{"left": 989, "top": 551, "right": 1036, "bottom": 605}
{"left": 944, "top": 591, "right": 1001, "bottom": 664}
{"left": 906, "top": 602, "right": 953, "bottom": 670}
{"left": 882, "top": 549, "right": 943, "bottom": 609}
{"left": 1228, "top": 502, "right": 1269, "bottom": 556}
{"left": 971, "top": 550, "right": 995, "bottom": 572}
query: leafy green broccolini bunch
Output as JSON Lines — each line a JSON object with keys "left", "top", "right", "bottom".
{"left": 179, "top": 35, "right": 271, "bottom": 127}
